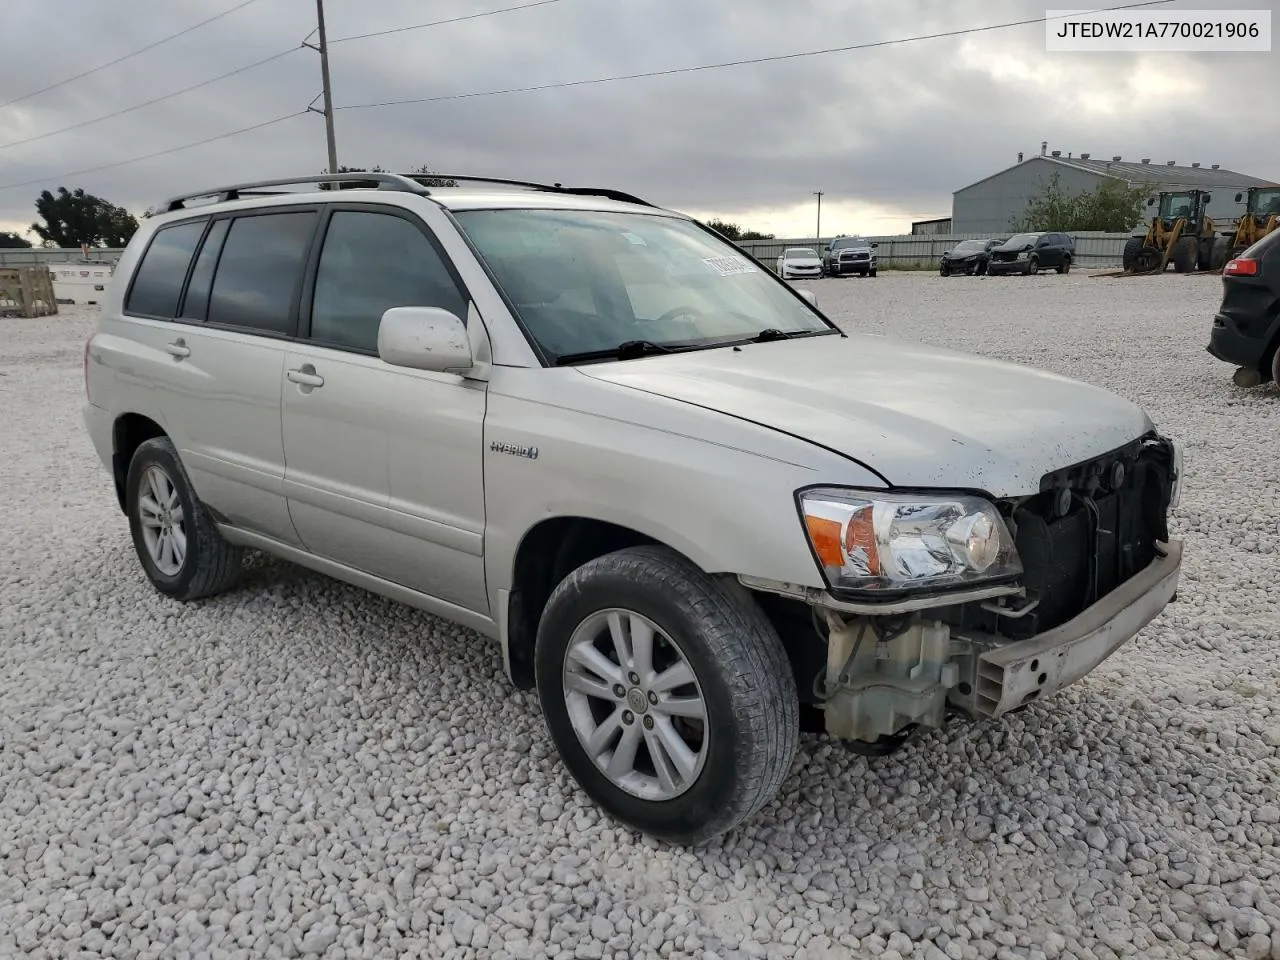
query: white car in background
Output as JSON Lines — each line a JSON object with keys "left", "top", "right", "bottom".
{"left": 776, "top": 247, "right": 822, "bottom": 280}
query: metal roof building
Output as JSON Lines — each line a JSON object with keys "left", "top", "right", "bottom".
{"left": 952, "top": 146, "right": 1277, "bottom": 234}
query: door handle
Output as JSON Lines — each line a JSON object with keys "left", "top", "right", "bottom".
{"left": 165, "top": 338, "right": 190, "bottom": 359}
{"left": 286, "top": 367, "right": 324, "bottom": 388}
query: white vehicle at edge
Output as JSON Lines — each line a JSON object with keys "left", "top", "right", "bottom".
{"left": 776, "top": 246, "right": 822, "bottom": 279}
{"left": 82, "top": 172, "right": 1184, "bottom": 845}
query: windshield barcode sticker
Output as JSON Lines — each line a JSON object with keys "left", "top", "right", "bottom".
{"left": 702, "top": 255, "right": 757, "bottom": 277}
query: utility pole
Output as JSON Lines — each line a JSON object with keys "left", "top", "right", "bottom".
{"left": 813, "top": 191, "right": 824, "bottom": 242}
{"left": 304, "top": 0, "right": 339, "bottom": 175}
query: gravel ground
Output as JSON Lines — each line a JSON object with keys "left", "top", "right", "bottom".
{"left": 2, "top": 271, "right": 1278, "bottom": 960}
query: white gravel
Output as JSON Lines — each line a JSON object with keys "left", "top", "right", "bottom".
{"left": 2, "top": 271, "right": 1278, "bottom": 960}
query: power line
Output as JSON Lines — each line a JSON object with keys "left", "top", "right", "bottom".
{"left": 0, "top": 0, "right": 571, "bottom": 153}
{"left": 336, "top": 0, "right": 1174, "bottom": 111}
{"left": 0, "top": 112, "right": 306, "bottom": 192}
{"left": 0, "top": 0, "right": 265, "bottom": 110}
{"left": 329, "top": 0, "right": 574, "bottom": 44}
{"left": 0, "top": 48, "right": 301, "bottom": 152}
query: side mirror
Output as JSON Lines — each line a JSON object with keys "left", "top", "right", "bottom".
{"left": 1203, "top": 193, "right": 1212, "bottom": 203}
{"left": 796, "top": 289, "right": 817, "bottom": 308}
{"left": 1235, "top": 192, "right": 1243, "bottom": 202}
{"left": 1147, "top": 198, "right": 1155, "bottom": 207}
{"left": 377, "top": 306, "right": 473, "bottom": 374}
{"left": 871, "top": 242, "right": 879, "bottom": 249}
{"left": 823, "top": 245, "right": 831, "bottom": 252}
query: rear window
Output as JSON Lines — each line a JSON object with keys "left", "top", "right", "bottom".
{"left": 125, "top": 220, "right": 206, "bottom": 318}
{"left": 207, "top": 212, "right": 316, "bottom": 334}
{"left": 1241, "top": 226, "right": 1280, "bottom": 261}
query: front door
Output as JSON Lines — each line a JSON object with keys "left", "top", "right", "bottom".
{"left": 280, "top": 205, "right": 489, "bottom": 614}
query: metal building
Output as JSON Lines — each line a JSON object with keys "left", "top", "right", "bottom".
{"left": 952, "top": 146, "right": 1277, "bottom": 234}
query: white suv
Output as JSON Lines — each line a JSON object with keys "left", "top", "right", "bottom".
{"left": 84, "top": 173, "right": 1183, "bottom": 844}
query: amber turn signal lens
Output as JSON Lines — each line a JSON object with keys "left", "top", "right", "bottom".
{"left": 804, "top": 515, "right": 844, "bottom": 567}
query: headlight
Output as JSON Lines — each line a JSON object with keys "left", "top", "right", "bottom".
{"left": 1015, "top": 251, "right": 1028, "bottom": 260}
{"left": 798, "top": 488, "right": 1022, "bottom": 594}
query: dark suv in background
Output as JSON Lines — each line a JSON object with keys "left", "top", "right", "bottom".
{"left": 1206, "top": 228, "right": 1280, "bottom": 387}
{"left": 987, "top": 232, "right": 1075, "bottom": 276}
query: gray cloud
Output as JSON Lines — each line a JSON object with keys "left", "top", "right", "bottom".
{"left": 0, "top": 0, "right": 1275, "bottom": 239}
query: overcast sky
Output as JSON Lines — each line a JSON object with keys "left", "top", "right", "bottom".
{"left": 0, "top": 0, "right": 1276, "bottom": 241}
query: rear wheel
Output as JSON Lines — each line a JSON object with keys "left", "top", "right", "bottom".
{"left": 535, "top": 545, "right": 799, "bottom": 844}
{"left": 1172, "top": 236, "right": 1196, "bottom": 273}
{"left": 1057, "top": 256, "right": 1071, "bottom": 274}
{"left": 125, "top": 436, "right": 245, "bottom": 601}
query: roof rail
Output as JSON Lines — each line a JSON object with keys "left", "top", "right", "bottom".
{"left": 397, "top": 173, "right": 657, "bottom": 208}
{"left": 155, "top": 172, "right": 430, "bottom": 214}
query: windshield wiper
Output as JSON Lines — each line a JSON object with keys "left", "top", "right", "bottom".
{"left": 554, "top": 339, "right": 681, "bottom": 366}
{"left": 750, "top": 328, "right": 793, "bottom": 342}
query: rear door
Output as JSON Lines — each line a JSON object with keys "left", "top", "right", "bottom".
{"left": 280, "top": 203, "right": 489, "bottom": 613}
{"left": 143, "top": 207, "right": 319, "bottom": 545}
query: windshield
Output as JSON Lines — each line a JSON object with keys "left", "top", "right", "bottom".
{"left": 953, "top": 240, "right": 987, "bottom": 253}
{"left": 784, "top": 248, "right": 817, "bottom": 258}
{"left": 1158, "top": 193, "right": 1195, "bottom": 218}
{"left": 1003, "top": 233, "right": 1039, "bottom": 247}
{"left": 452, "top": 208, "right": 831, "bottom": 361}
{"left": 830, "top": 238, "right": 868, "bottom": 250}
{"left": 1252, "top": 188, "right": 1280, "bottom": 214}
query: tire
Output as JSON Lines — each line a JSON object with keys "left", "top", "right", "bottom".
{"left": 1025, "top": 256, "right": 1039, "bottom": 275}
{"left": 976, "top": 260, "right": 987, "bottom": 276}
{"left": 1057, "top": 256, "right": 1071, "bottom": 275}
{"left": 1210, "top": 237, "right": 1230, "bottom": 270}
{"left": 1122, "top": 237, "right": 1143, "bottom": 271}
{"left": 534, "top": 545, "right": 799, "bottom": 845}
{"left": 1171, "top": 236, "right": 1196, "bottom": 273}
{"left": 125, "top": 436, "right": 245, "bottom": 601}
{"left": 1272, "top": 340, "right": 1280, "bottom": 387}
{"left": 939, "top": 263, "right": 949, "bottom": 276}
{"left": 869, "top": 269, "right": 877, "bottom": 277}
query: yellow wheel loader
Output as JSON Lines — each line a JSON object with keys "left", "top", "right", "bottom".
{"left": 1227, "top": 186, "right": 1280, "bottom": 260}
{"left": 1121, "top": 190, "right": 1228, "bottom": 274}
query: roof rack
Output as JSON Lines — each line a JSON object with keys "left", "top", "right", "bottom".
{"left": 396, "top": 173, "right": 657, "bottom": 208}
{"left": 155, "top": 172, "right": 430, "bottom": 214}
{"left": 151, "top": 171, "right": 658, "bottom": 217}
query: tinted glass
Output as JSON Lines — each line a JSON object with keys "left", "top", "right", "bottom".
{"left": 311, "top": 211, "right": 466, "bottom": 352}
{"left": 207, "top": 212, "right": 316, "bottom": 334}
{"left": 179, "top": 218, "right": 229, "bottom": 321}
{"left": 125, "top": 220, "right": 206, "bottom": 318}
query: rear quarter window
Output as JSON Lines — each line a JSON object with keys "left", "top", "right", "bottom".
{"left": 125, "top": 220, "right": 207, "bottom": 318}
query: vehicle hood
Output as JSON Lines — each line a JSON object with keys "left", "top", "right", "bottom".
{"left": 575, "top": 333, "right": 1153, "bottom": 497}
{"left": 994, "top": 241, "right": 1034, "bottom": 253}
{"left": 783, "top": 256, "right": 822, "bottom": 266}
{"left": 945, "top": 249, "right": 982, "bottom": 259}
{"left": 832, "top": 246, "right": 873, "bottom": 255}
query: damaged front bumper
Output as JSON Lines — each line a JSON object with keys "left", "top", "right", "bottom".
{"left": 819, "top": 539, "right": 1183, "bottom": 743}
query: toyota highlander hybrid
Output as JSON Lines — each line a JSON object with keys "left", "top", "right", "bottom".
{"left": 83, "top": 172, "right": 1184, "bottom": 844}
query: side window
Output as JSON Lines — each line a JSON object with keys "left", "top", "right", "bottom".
{"left": 125, "top": 219, "right": 206, "bottom": 318}
{"left": 178, "top": 218, "right": 230, "bottom": 321}
{"left": 207, "top": 211, "right": 317, "bottom": 334}
{"left": 310, "top": 210, "right": 467, "bottom": 353}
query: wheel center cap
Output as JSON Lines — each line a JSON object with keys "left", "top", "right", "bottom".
{"left": 626, "top": 688, "right": 649, "bottom": 714}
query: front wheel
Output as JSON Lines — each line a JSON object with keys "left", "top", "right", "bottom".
{"left": 126, "top": 436, "right": 245, "bottom": 600}
{"left": 868, "top": 268, "right": 877, "bottom": 277}
{"left": 1025, "top": 256, "right": 1039, "bottom": 275}
{"left": 535, "top": 545, "right": 799, "bottom": 845}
